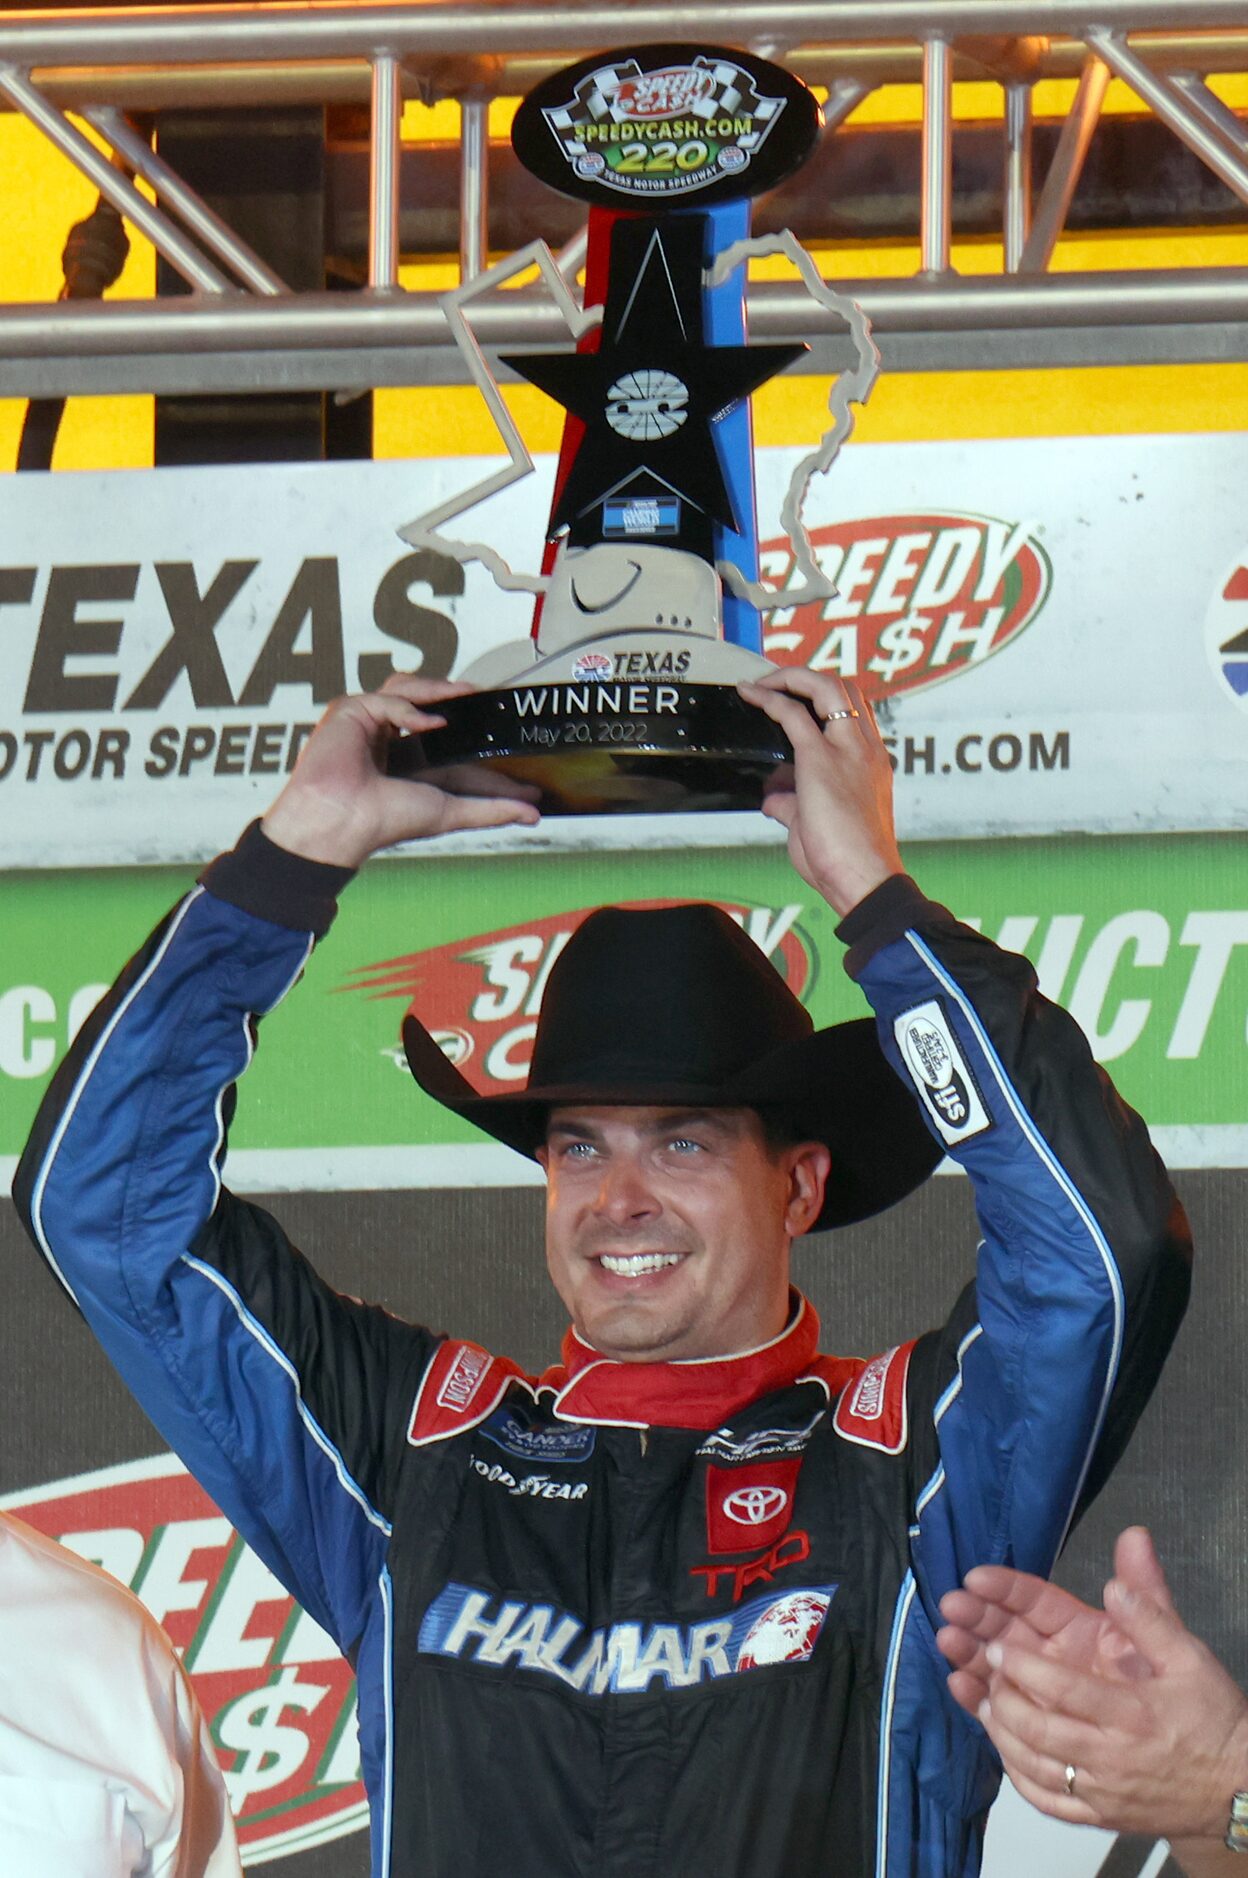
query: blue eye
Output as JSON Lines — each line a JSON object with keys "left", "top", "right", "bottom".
{"left": 668, "top": 1137, "right": 703, "bottom": 1153}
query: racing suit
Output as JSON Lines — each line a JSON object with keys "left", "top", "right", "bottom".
{"left": 14, "top": 831, "right": 1191, "bottom": 1878}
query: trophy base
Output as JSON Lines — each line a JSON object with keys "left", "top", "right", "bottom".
{"left": 385, "top": 682, "right": 794, "bottom": 816}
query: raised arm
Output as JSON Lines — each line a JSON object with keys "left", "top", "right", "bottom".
{"left": 13, "top": 677, "right": 540, "bottom": 1651}
{"left": 739, "top": 670, "right": 1192, "bottom": 1613}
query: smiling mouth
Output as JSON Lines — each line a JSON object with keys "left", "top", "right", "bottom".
{"left": 596, "top": 1252, "right": 685, "bottom": 1277}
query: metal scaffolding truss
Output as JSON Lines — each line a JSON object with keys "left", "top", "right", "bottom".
{"left": 0, "top": 0, "right": 1246, "bottom": 397}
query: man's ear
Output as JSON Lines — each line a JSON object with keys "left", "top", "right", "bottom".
{"left": 785, "top": 1142, "right": 831, "bottom": 1239}
{"left": 535, "top": 1146, "right": 549, "bottom": 1173}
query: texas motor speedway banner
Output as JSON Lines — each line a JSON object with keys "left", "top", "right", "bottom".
{"left": 1, "top": 430, "right": 1247, "bottom": 865}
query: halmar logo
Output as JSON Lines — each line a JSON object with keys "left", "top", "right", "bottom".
{"left": 1, "top": 1457, "right": 365, "bottom": 1862}
{"left": 341, "top": 899, "right": 813, "bottom": 1093}
{"left": 761, "top": 512, "right": 1051, "bottom": 700}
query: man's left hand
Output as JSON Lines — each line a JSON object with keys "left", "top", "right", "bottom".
{"left": 737, "top": 671, "right": 903, "bottom": 917}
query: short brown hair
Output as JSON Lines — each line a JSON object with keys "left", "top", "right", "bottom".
{"left": 754, "top": 1105, "right": 815, "bottom": 1155}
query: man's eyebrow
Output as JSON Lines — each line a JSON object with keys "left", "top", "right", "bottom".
{"left": 648, "top": 1110, "right": 734, "bottom": 1137}
{"left": 546, "top": 1117, "right": 604, "bottom": 1141}
{"left": 545, "top": 1109, "right": 737, "bottom": 1141}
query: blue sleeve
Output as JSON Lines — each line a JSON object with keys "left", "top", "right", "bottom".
{"left": 13, "top": 836, "right": 439, "bottom": 1658}
{"left": 840, "top": 875, "right": 1191, "bottom": 1626}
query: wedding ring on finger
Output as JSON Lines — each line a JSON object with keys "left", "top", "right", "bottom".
{"left": 1063, "top": 1765, "right": 1078, "bottom": 1798}
{"left": 824, "top": 707, "right": 860, "bottom": 724}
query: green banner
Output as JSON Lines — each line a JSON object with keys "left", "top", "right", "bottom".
{"left": 3, "top": 833, "right": 1246, "bottom": 1164}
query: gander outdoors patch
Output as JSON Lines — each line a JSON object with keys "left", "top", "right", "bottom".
{"left": 761, "top": 512, "right": 1051, "bottom": 700}
{"left": 1, "top": 1456, "right": 365, "bottom": 1863}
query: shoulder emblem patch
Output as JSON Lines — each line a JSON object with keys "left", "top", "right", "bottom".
{"left": 408, "top": 1340, "right": 527, "bottom": 1446}
{"left": 833, "top": 1342, "right": 916, "bottom": 1454}
{"left": 893, "top": 997, "right": 993, "bottom": 1145}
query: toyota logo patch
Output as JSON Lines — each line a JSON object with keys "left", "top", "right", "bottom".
{"left": 706, "top": 1460, "right": 801, "bottom": 1554}
{"left": 724, "top": 1485, "right": 788, "bottom": 1526}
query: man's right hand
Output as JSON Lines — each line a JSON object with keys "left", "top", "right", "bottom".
{"left": 937, "top": 1527, "right": 1248, "bottom": 1852}
{"left": 260, "top": 673, "right": 541, "bottom": 867}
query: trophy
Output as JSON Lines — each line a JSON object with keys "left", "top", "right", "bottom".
{"left": 388, "top": 42, "right": 880, "bottom": 814}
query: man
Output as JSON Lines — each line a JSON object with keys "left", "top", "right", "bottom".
{"left": 938, "top": 1527, "right": 1248, "bottom": 1876}
{"left": 15, "top": 666, "right": 1191, "bottom": 1877}
{"left": 0, "top": 1511, "right": 240, "bottom": 1878}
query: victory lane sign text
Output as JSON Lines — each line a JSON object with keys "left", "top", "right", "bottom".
{"left": 0, "top": 551, "right": 461, "bottom": 785}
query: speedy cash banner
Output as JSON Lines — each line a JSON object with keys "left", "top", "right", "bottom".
{"left": 2, "top": 431, "right": 1248, "bottom": 865}
{"left": 2, "top": 831, "right": 1246, "bottom": 1175}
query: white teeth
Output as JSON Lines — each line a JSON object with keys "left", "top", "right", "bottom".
{"left": 599, "top": 1252, "right": 682, "bottom": 1276}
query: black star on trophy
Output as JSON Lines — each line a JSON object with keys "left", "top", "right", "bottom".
{"left": 505, "top": 215, "right": 803, "bottom": 566}
{"left": 388, "top": 43, "right": 880, "bottom": 814}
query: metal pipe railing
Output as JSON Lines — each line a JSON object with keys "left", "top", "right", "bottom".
{"left": 920, "top": 35, "right": 953, "bottom": 275}
{"left": 1169, "top": 69, "right": 1248, "bottom": 153}
{"left": 2, "top": 270, "right": 1244, "bottom": 366}
{"left": 84, "top": 105, "right": 287, "bottom": 294}
{"left": 9, "top": 32, "right": 1247, "bottom": 115}
{"left": 1091, "top": 28, "right": 1248, "bottom": 205}
{"left": 1002, "top": 81, "right": 1033, "bottom": 274}
{"left": 2, "top": 2, "right": 1248, "bottom": 70}
{"left": 1019, "top": 53, "right": 1109, "bottom": 272}
{"left": 0, "top": 62, "right": 233, "bottom": 292}
{"left": 459, "top": 99, "right": 488, "bottom": 283}
{"left": 369, "top": 53, "right": 402, "bottom": 288}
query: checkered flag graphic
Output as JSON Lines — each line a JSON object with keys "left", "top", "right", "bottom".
{"left": 544, "top": 55, "right": 783, "bottom": 155}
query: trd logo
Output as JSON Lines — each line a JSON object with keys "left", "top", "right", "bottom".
{"left": 691, "top": 1530, "right": 813, "bottom": 1604}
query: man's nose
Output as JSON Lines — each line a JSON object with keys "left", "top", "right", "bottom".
{"left": 592, "top": 1156, "right": 660, "bottom": 1224}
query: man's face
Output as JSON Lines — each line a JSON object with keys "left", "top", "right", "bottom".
{"left": 536, "top": 1105, "right": 830, "bottom": 1363}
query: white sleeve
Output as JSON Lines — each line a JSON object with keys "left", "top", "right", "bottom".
{"left": 138, "top": 1624, "right": 241, "bottom": 1878}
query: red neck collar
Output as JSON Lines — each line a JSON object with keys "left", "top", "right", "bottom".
{"left": 538, "top": 1293, "right": 823, "bottom": 1428}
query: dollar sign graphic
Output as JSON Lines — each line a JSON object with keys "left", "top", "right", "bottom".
{"left": 216, "top": 1665, "right": 328, "bottom": 1809}
{"left": 867, "top": 616, "right": 930, "bottom": 684}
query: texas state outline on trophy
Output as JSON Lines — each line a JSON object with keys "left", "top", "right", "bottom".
{"left": 390, "top": 42, "right": 881, "bottom": 816}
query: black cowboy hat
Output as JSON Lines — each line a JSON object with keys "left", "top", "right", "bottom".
{"left": 402, "top": 902, "right": 941, "bottom": 1231}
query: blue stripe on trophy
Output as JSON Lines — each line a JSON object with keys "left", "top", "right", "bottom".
{"left": 700, "top": 196, "right": 762, "bottom": 654}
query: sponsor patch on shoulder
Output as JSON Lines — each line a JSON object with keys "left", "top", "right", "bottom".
{"left": 833, "top": 1342, "right": 915, "bottom": 1453}
{"left": 893, "top": 998, "right": 992, "bottom": 1145}
{"left": 408, "top": 1341, "right": 524, "bottom": 1446}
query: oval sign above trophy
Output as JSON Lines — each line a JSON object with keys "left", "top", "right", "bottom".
{"left": 389, "top": 43, "right": 879, "bottom": 815}
{"left": 511, "top": 43, "right": 822, "bottom": 208}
